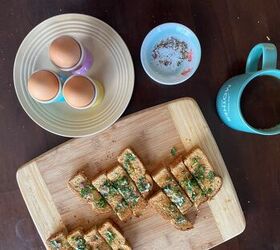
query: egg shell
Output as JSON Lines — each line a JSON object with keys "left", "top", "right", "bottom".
{"left": 63, "top": 75, "right": 95, "bottom": 108}
{"left": 49, "top": 36, "right": 81, "bottom": 69}
{"left": 28, "top": 70, "right": 59, "bottom": 101}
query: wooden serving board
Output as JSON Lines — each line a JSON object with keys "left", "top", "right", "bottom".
{"left": 17, "top": 98, "right": 245, "bottom": 250}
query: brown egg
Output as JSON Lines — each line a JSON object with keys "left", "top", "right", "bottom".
{"left": 49, "top": 36, "right": 81, "bottom": 69}
{"left": 28, "top": 70, "right": 59, "bottom": 101}
{"left": 63, "top": 75, "right": 95, "bottom": 108}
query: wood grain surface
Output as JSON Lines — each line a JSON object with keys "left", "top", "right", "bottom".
{"left": 1, "top": 1, "right": 280, "bottom": 250}
{"left": 17, "top": 98, "right": 245, "bottom": 250}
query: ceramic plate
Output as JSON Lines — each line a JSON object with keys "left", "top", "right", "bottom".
{"left": 141, "top": 23, "right": 201, "bottom": 85}
{"left": 13, "top": 14, "right": 134, "bottom": 137}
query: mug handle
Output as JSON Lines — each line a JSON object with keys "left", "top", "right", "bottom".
{"left": 245, "top": 43, "right": 277, "bottom": 73}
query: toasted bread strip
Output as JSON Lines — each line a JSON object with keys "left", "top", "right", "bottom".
{"left": 184, "top": 148, "right": 222, "bottom": 198}
{"left": 67, "top": 228, "right": 90, "bottom": 250}
{"left": 107, "top": 165, "right": 147, "bottom": 216}
{"left": 92, "top": 174, "right": 132, "bottom": 222}
{"left": 149, "top": 191, "right": 193, "bottom": 231}
{"left": 98, "top": 220, "right": 131, "bottom": 250}
{"left": 118, "top": 148, "right": 153, "bottom": 198}
{"left": 47, "top": 231, "right": 72, "bottom": 250}
{"left": 152, "top": 167, "right": 192, "bottom": 213}
{"left": 68, "top": 172, "right": 111, "bottom": 213}
{"left": 84, "top": 226, "right": 111, "bottom": 250}
{"left": 170, "top": 157, "right": 208, "bottom": 207}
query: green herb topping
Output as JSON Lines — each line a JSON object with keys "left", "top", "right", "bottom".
{"left": 171, "top": 147, "right": 177, "bottom": 156}
{"left": 123, "top": 152, "right": 136, "bottom": 173}
{"left": 137, "top": 176, "right": 151, "bottom": 193}
{"left": 181, "top": 177, "right": 200, "bottom": 201}
{"left": 175, "top": 214, "right": 187, "bottom": 224}
{"left": 163, "top": 184, "right": 185, "bottom": 207}
{"left": 202, "top": 187, "right": 213, "bottom": 196}
{"left": 100, "top": 180, "right": 118, "bottom": 197}
{"left": 96, "top": 197, "right": 107, "bottom": 208}
{"left": 192, "top": 157, "right": 206, "bottom": 181}
{"left": 80, "top": 184, "right": 95, "bottom": 198}
{"left": 207, "top": 171, "right": 215, "bottom": 181}
{"left": 115, "top": 200, "right": 128, "bottom": 212}
{"left": 50, "top": 240, "right": 62, "bottom": 249}
{"left": 114, "top": 177, "right": 139, "bottom": 206}
{"left": 74, "top": 236, "right": 87, "bottom": 250}
{"left": 104, "top": 230, "right": 116, "bottom": 245}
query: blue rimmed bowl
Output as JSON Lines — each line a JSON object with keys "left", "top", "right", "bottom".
{"left": 141, "top": 23, "right": 201, "bottom": 85}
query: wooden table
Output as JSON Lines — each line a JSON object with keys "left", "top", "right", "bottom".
{"left": 0, "top": 1, "right": 279, "bottom": 249}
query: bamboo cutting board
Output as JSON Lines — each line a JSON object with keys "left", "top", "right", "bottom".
{"left": 17, "top": 98, "right": 245, "bottom": 250}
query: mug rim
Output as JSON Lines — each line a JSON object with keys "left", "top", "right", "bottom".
{"left": 236, "top": 69, "right": 280, "bottom": 135}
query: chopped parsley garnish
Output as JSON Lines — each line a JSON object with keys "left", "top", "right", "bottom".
{"left": 137, "top": 177, "right": 151, "bottom": 193}
{"left": 74, "top": 236, "right": 87, "bottom": 250}
{"left": 170, "top": 147, "right": 177, "bottom": 156}
{"left": 50, "top": 240, "right": 62, "bottom": 249}
{"left": 115, "top": 200, "right": 128, "bottom": 212}
{"left": 202, "top": 187, "right": 213, "bottom": 196}
{"left": 114, "top": 177, "right": 139, "bottom": 206}
{"left": 104, "top": 230, "right": 116, "bottom": 245}
{"left": 101, "top": 180, "right": 118, "bottom": 197}
{"left": 114, "top": 176, "right": 129, "bottom": 187}
{"left": 80, "top": 184, "right": 95, "bottom": 198}
{"left": 191, "top": 192, "right": 197, "bottom": 200}
{"left": 96, "top": 197, "right": 107, "bottom": 208}
{"left": 207, "top": 171, "right": 215, "bottom": 181}
{"left": 163, "top": 184, "right": 185, "bottom": 207}
{"left": 123, "top": 152, "right": 136, "bottom": 173}
{"left": 125, "top": 152, "right": 136, "bottom": 161}
{"left": 193, "top": 164, "right": 205, "bottom": 180}
{"left": 181, "top": 177, "right": 199, "bottom": 201}
{"left": 175, "top": 214, "right": 187, "bottom": 224}
{"left": 192, "top": 156, "right": 201, "bottom": 165}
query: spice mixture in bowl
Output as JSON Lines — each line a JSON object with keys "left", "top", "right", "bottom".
{"left": 141, "top": 23, "right": 201, "bottom": 85}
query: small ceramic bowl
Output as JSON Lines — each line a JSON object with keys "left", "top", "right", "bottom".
{"left": 141, "top": 23, "right": 201, "bottom": 85}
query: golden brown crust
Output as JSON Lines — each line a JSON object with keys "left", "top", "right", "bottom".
{"left": 118, "top": 148, "right": 153, "bottom": 198}
{"left": 184, "top": 147, "right": 222, "bottom": 198}
{"left": 98, "top": 220, "right": 132, "bottom": 250}
{"left": 152, "top": 167, "right": 193, "bottom": 213}
{"left": 84, "top": 226, "right": 111, "bottom": 250}
{"left": 149, "top": 191, "right": 193, "bottom": 231}
{"left": 67, "top": 228, "right": 90, "bottom": 250}
{"left": 170, "top": 159, "right": 208, "bottom": 207}
{"left": 107, "top": 165, "right": 148, "bottom": 217}
{"left": 47, "top": 230, "right": 72, "bottom": 250}
{"left": 68, "top": 171, "right": 111, "bottom": 214}
{"left": 92, "top": 174, "right": 132, "bottom": 222}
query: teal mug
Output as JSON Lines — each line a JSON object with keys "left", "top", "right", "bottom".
{"left": 216, "top": 43, "right": 280, "bottom": 135}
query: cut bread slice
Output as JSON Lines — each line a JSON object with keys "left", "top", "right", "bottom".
{"left": 107, "top": 165, "right": 147, "bottom": 216}
{"left": 98, "top": 220, "right": 131, "bottom": 250}
{"left": 152, "top": 167, "right": 193, "bottom": 214}
{"left": 67, "top": 228, "right": 90, "bottom": 250}
{"left": 184, "top": 148, "right": 222, "bottom": 198}
{"left": 92, "top": 174, "right": 132, "bottom": 222}
{"left": 118, "top": 148, "right": 153, "bottom": 198}
{"left": 170, "top": 157, "right": 208, "bottom": 207}
{"left": 84, "top": 226, "right": 111, "bottom": 250}
{"left": 149, "top": 191, "right": 193, "bottom": 231}
{"left": 68, "top": 172, "right": 111, "bottom": 213}
{"left": 47, "top": 230, "right": 72, "bottom": 250}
